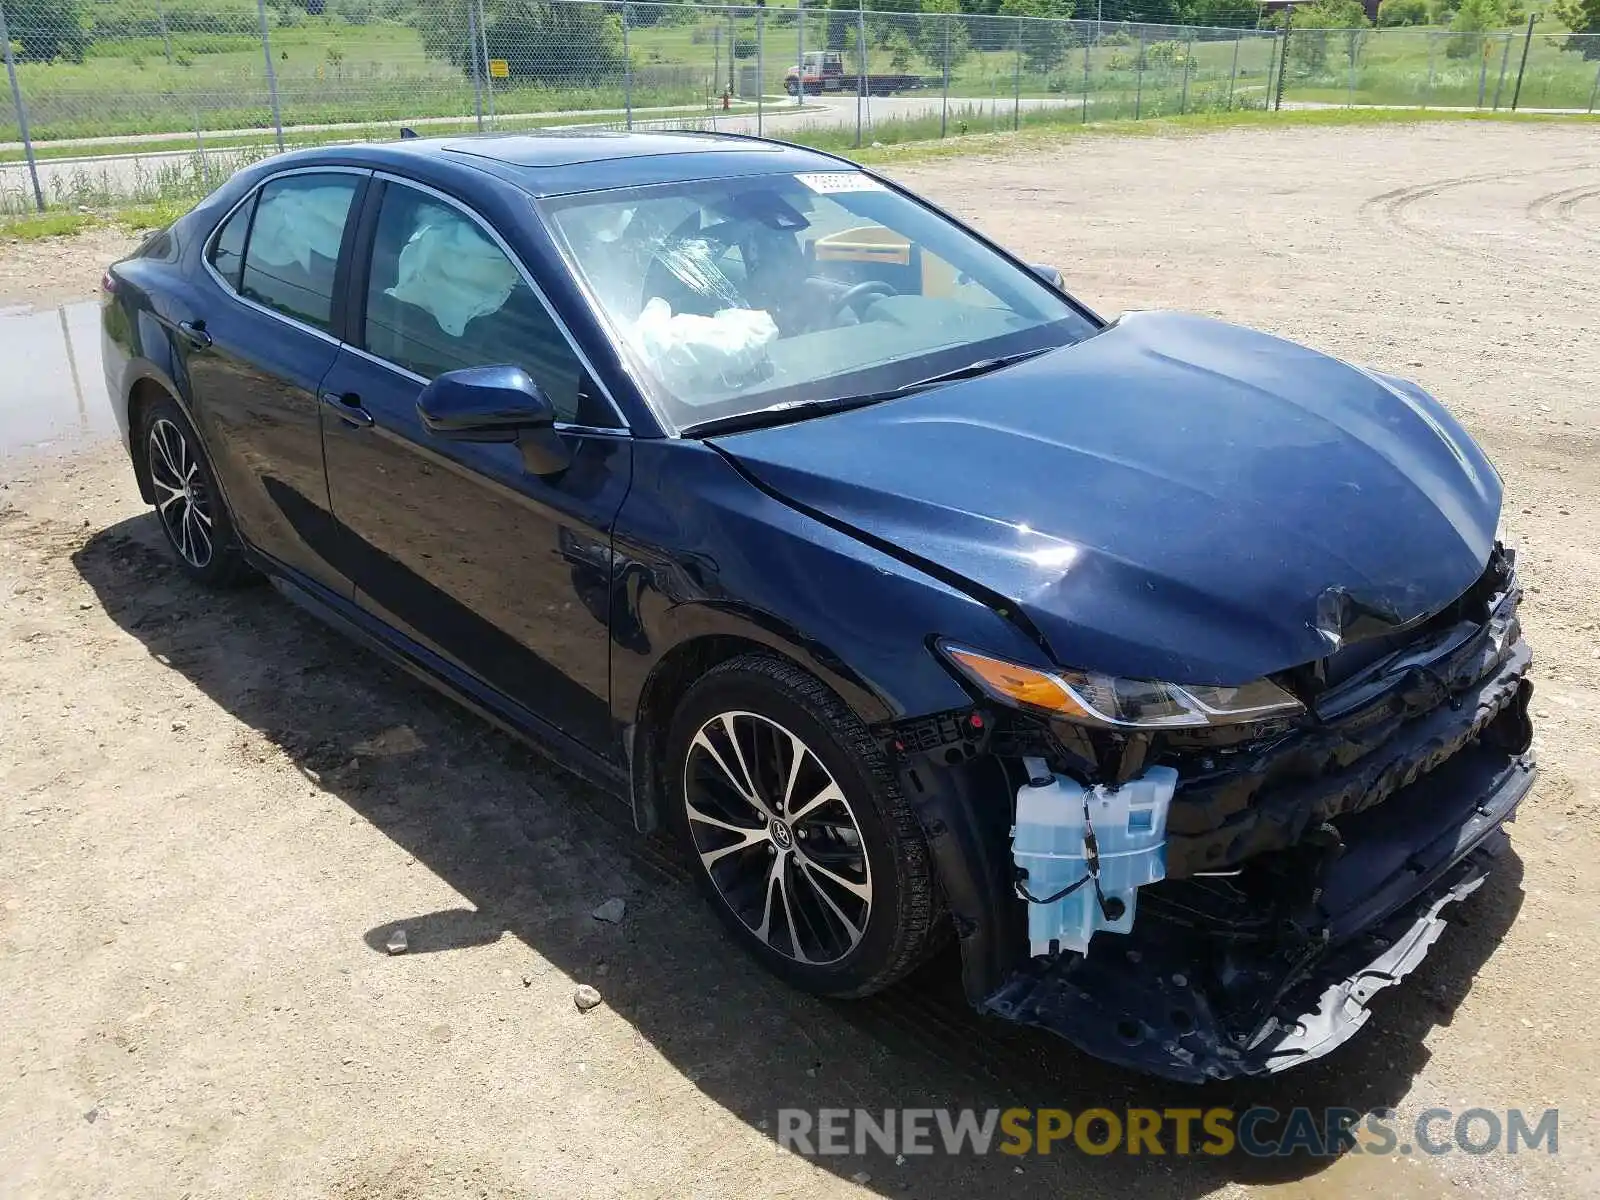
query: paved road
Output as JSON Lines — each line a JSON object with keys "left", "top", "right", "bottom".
{"left": 0, "top": 100, "right": 750, "bottom": 155}
{"left": 0, "top": 94, "right": 1082, "bottom": 209}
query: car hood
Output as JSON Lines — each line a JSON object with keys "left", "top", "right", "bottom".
{"left": 709, "top": 311, "right": 1501, "bottom": 684}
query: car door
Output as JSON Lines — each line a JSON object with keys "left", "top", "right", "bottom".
{"left": 184, "top": 167, "right": 368, "bottom": 597}
{"left": 318, "top": 175, "right": 631, "bottom": 757}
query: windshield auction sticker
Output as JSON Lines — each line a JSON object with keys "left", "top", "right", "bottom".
{"left": 794, "top": 173, "right": 887, "bottom": 194}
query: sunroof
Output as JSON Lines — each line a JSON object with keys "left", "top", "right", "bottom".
{"left": 442, "top": 131, "right": 783, "bottom": 168}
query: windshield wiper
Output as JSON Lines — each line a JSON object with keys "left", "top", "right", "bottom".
{"left": 684, "top": 392, "right": 894, "bottom": 438}
{"left": 898, "top": 346, "right": 1054, "bottom": 392}
{"left": 686, "top": 346, "right": 1055, "bottom": 439}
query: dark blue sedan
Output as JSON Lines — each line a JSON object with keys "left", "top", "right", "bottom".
{"left": 101, "top": 131, "right": 1535, "bottom": 1081}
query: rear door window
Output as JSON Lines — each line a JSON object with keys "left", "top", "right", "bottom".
{"left": 237, "top": 174, "right": 360, "bottom": 333}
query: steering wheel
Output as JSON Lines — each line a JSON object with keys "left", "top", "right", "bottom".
{"left": 831, "top": 280, "right": 898, "bottom": 323}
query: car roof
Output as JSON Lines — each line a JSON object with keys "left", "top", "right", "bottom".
{"left": 308, "top": 130, "right": 861, "bottom": 198}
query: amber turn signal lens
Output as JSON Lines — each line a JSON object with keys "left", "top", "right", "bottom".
{"left": 942, "top": 647, "right": 1092, "bottom": 719}
{"left": 940, "top": 642, "right": 1304, "bottom": 728}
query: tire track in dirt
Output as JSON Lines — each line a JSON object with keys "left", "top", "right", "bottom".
{"left": 1525, "top": 184, "right": 1600, "bottom": 248}
{"left": 1359, "top": 162, "right": 1599, "bottom": 298}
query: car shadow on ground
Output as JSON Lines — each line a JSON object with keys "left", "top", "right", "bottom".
{"left": 72, "top": 513, "right": 1526, "bottom": 1198}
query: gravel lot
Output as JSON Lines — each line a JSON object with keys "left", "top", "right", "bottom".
{"left": 2, "top": 122, "right": 1597, "bottom": 1199}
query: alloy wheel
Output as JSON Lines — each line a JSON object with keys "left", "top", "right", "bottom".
{"left": 147, "top": 417, "right": 214, "bottom": 569}
{"left": 682, "top": 710, "right": 873, "bottom": 965}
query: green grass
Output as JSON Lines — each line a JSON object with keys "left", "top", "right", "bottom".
{"left": 117, "top": 198, "right": 197, "bottom": 230}
{"left": 0, "top": 210, "right": 102, "bottom": 239}
{"left": 4, "top": 21, "right": 453, "bottom": 141}
{"left": 0, "top": 146, "right": 275, "bottom": 218}
{"left": 2, "top": 14, "right": 764, "bottom": 143}
{"left": 804, "top": 102, "right": 1600, "bottom": 166}
{"left": 1, "top": 197, "right": 252, "bottom": 236}
{"left": 1279, "top": 24, "right": 1600, "bottom": 110}
{"left": 0, "top": 101, "right": 764, "bottom": 164}
{"left": 1, "top": 197, "right": 250, "bottom": 236}
{"left": 5, "top": 12, "right": 1596, "bottom": 148}
{"left": 4, "top": 10, "right": 1597, "bottom": 217}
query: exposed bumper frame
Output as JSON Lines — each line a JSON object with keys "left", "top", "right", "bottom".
{"left": 980, "top": 746, "right": 1534, "bottom": 1081}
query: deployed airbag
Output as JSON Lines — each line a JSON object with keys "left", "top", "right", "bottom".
{"left": 632, "top": 297, "right": 777, "bottom": 397}
{"left": 386, "top": 219, "right": 521, "bottom": 336}
{"left": 248, "top": 185, "right": 351, "bottom": 271}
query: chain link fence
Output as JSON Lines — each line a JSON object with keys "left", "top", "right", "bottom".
{"left": 2, "top": 1, "right": 1597, "bottom": 215}
{"left": 1275, "top": 22, "right": 1600, "bottom": 112}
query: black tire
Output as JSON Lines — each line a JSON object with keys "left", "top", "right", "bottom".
{"left": 138, "top": 394, "right": 251, "bottom": 588}
{"left": 664, "top": 652, "right": 940, "bottom": 998}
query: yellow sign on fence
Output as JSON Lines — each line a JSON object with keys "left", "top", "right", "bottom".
{"left": 488, "top": 59, "right": 509, "bottom": 79}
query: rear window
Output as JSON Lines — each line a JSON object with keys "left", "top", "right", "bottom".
{"left": 208, "top": 198, "right": 253, "bottom": 290}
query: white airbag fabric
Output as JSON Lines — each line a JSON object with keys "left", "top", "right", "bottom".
{"left": 631, "top": 297, "right": 777, "bottom": 396}
{"left": 248, "top": 185, "right": 351, "bottom": 271}
{"left": 386, "top": 219, "right": 521, "bottom": 337}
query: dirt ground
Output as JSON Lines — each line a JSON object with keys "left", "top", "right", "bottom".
{"left": 0, "top": 224, "right": 140, "bottom": 312}
{"left": 2, "top": 122, "right": 1598, "bottom": 1199}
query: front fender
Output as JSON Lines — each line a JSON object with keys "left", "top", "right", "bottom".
{"left": 610, "top": 438, "right": 1043, "bottom": 832}
{"left": 630, "top": 595, "right": 897, "bottom": 724}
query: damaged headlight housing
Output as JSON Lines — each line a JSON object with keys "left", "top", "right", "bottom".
{"left": 1494, "top": 510, "right": 1515, "bottom": 553}
{"left": 940, "top": 643, "right": 1304, "bottom": 729}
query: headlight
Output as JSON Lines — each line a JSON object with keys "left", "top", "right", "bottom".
{"left": 940, "top": 643, "right": 1304, "bottom": 729}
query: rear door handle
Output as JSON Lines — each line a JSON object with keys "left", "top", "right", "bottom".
{"left": 320, "top": 391, "right": 374, "bottom": 428}
{"left": 176, "top": 319, "right": 212, "bottom": 349}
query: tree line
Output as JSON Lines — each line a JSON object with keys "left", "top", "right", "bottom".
{"left": 7, "top": 0, "right": 1596, "bottom": 73}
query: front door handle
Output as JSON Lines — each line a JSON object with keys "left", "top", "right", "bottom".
{"left": 176, "top": 319, "right": 212, "bottom": 349}
{"left": 320, "top": 391, "right": 374, "bottom": 428}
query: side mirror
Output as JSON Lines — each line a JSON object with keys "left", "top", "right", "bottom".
{"left": 416, "top": 365, "right": 570, "bottom": 474}
{"left": 1030, "top": 264, "right": 1065, "bottom": 290}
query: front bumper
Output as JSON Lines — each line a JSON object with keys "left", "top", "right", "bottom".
{"left": 889, "top": 554, "right": 1532, "bottom": 1079}
{"left": 1165, "top": 638, "right": 1533, "bottom": 879}
{"left": 982, "top": 744, "right": 1534, "bottom": 1081}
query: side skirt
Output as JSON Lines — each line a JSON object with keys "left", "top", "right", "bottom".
{"left": 256, "top": 553, "right": 629, "bottom": 797}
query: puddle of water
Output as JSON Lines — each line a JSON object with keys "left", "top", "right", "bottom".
{"left": 0, "top": 300, "right": 119, "bottom": 460}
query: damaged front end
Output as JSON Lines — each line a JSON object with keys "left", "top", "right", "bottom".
{"left": 884, "top": 546, "right": 1535, "bottom": 1082}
